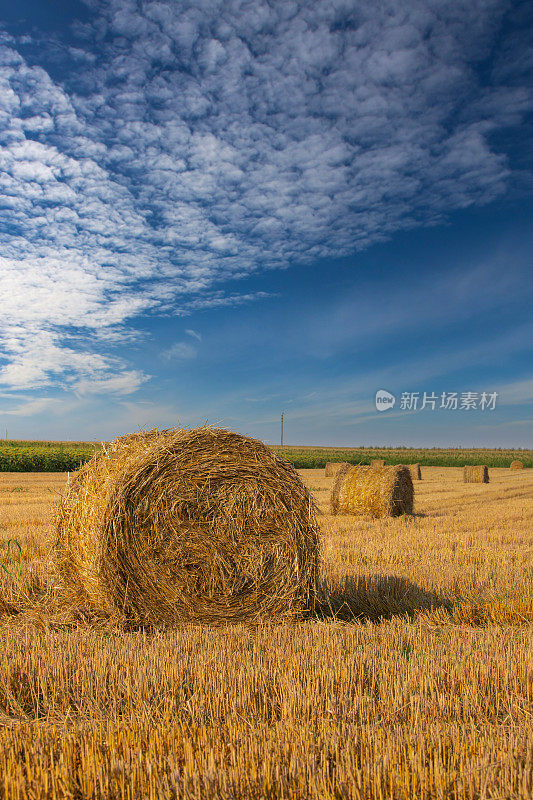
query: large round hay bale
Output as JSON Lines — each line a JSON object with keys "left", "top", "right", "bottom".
{"left": 463, "top": 465, "right": 489, "bottom": 483}
{"left": 371, "top": 459, "right": 386, "bottom": 467}
{"left": 510, "top": 460, "right": 524, "bottom": 470}
{"left": 330, "top": 464, "right": 414, "bottom": 517}
{"left": 324, "top": 461, "right": 350, "bottom": 477}
{"left": 54, "top": 427, "right": 319, "bottom": 625}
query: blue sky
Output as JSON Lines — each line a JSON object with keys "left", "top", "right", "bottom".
{"left": 0, "top": 0, "right": 532, "bottom": 446}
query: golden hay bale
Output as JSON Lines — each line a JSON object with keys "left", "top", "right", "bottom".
{"left": 324, "top": 461, "right": 350, "bottom": 477}
{"left": 409, "top": 463, "right": 422, "bottom": 480}
{"left": 371, "top": 459, "right": 386, "bottom": 467}
{"left": 330, "top": 464, "right": 414, "bottom": 518}
{"left": 54, "top": 427, "right": 319, "bottom": 625}
{"left": 510, "top": 460, "right": 524, "bottom": 470}
{"left": 463, "top": 465, "right": 489, "bottom": 483}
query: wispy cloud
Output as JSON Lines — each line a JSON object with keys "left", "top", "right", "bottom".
{"left": 0, "top": 1, "right": 531, "bottom": 393}
{"left": 292, "top": 253, "right": 532, "bottom": 359}
{"left": 244, "top": 392, "right": 283, "bottom": 404}
{"left": 0, "top": 397, "right": 58, "bottom": 416}
{"left": 495, "top": 377, "right": 533, "bottom": 406}
{"left": 73, "top": 370, "right": 149, "bottom": 396}
{"left": 162, "top": 341, "right": 198, "bottom": 361}
{"left": 175, "top": 292, "right": 276, "bottom": 315}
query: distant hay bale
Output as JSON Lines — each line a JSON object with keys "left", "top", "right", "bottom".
{"left": 330, "top": 464, "right": 414, "bottom": 518}
{"left": 371, "top": 459, "right": 386, "bottom": 468}
{"left": 463, "top": 465, "right": 489, "bottom": 483}
{"left": 510, "top": 460, "right": 524, "bottom": 470}
{"left": 54, "top": 427, "right": 319, "bottom": 625}
{"left": 324, "top": 461, "right": 350, "bottom": 477}
{"left": 409, "top": 463, "right": 422, "bottom": 480}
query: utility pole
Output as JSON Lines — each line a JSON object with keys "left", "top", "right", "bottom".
{"left": 280, "top": 412, "right": 284, "bottom": 446}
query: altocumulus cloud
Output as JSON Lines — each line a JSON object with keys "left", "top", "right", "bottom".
{"left": 0, "top": 0, "right": 531, "bottom": 393}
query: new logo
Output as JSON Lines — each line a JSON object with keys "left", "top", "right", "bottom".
{"left": 375, "top": 390, "right": 396, "bottom": 412}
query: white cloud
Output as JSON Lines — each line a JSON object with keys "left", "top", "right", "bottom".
{"left": 494, "top": 377, "right": 533, "bottom": 406}
{"left": 72, "top": 370, "right": 149, "bottom": 396}
{"left": 175, "top": 292, "right": 276, "bottom": 315}
{"left": 0, "top": 397, "right": 58, "bottom": 416}
{"left": 293, "top": 254, "right": 532, "bottom": 359}
{"left": 162, "top": 342, "right": 198, "bottom": 361}
{"left": 185, "top": 329, "right": 202, "bottom": 342}
{"left": 0, "top": 2, "right": 531, "bottom": 394}
{"left": 0, "top": 329, "right": 117, "bottom": 390}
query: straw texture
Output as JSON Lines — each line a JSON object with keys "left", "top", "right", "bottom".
{"left": 371, "top": 459, "right": 386, "bottom": 467}
{"left": 54, "top": 427, "right": 319, "bottom": 625}
{"left": 324, "top": 461, "right": 350, "bottom": 477}
{"left": 330, "top": 464, "right": 414, "bottom": 518}
{"left": 510, "top": 460, "right": 524, "bottom": 470}
{"left": 409, "top": 463, "right": 422, "bottom": 480}
{"left": 463, "top": 465, "right": 489, "bottom": 483}
{"left": 0, "top": 590, "right": 16, "bottom": 618}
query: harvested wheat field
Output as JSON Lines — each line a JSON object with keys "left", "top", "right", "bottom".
{"left": 0, "top": 466, "right": 532, "bottom": 799}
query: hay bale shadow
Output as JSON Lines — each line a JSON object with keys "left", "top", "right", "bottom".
{"left": 315, "top": 575, "right": 450, "bottom": 623}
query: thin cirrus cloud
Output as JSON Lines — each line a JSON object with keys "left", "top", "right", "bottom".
{"left": 0, "top": 397, "right": 58, "bottom": 416}
{"left": 162, "top": 342, "right": 198, "bottom": 361}
{"left": 0, "top": 0, "right": 531, "bottom": 394}
{"left": 162, "top": 328, "right": 202, "bottom": 360}
{"left": 72, "top": 370, "right": 149, "bottom": 397}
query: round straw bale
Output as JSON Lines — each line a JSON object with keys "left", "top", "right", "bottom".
{"left": 324, "top": 461, "right": 350, "bottom": 477}
{"left": 463, "top": 465, "right": 489, "bottom": 483}
{"left": 510, "top": 460, "right": 524, "bottom": 470}
{"left": 371, "top": 459, "right": 386, "bottom": 467}
{"left": 330, "top": 464, "right": 414, "bottom": 517}
{"left": 409, "top": 463, "right": 422, "bottom": 480}
{"left": 54, "top": 427, "right": 319, "bottom": 625}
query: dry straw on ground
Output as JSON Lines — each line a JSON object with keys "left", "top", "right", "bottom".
{"left": 409, "top": 463, "right": 422, "bottom": 480}
{"left": 510, "top": 459, "right": 524, "bottom": 469}
{"left": 371, "top": 459, "right": 386, "bottom": 467}
{"left": 330, "top": 464, "right": 414, "bottom": 518}
{"left": 1, "top": 465, "right": 532, "bottom": 799}
{"left": 324, "top": 461, "right": 350, "bottom": 477}
{"left": 463, "top": 465, "right": 489, "bottom": 483}
{"left": 54, "top": 427, "right": 319, "bottom": 625}
{"left": 0, "top": 589, "right": 14, "bottom": 618}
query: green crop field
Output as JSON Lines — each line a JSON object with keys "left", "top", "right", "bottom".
{"left": 271, "top": 445, "right": 533, "bottom": 469}
{"left": 0, "top": 441, "right": 97, "bottom": 472}
{"left": 0, "top": 440, "right": 531, "bottom": 471}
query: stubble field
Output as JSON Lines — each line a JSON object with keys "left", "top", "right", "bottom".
{"left": 0, "top": 466, "right": 532, "bottom": 799}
